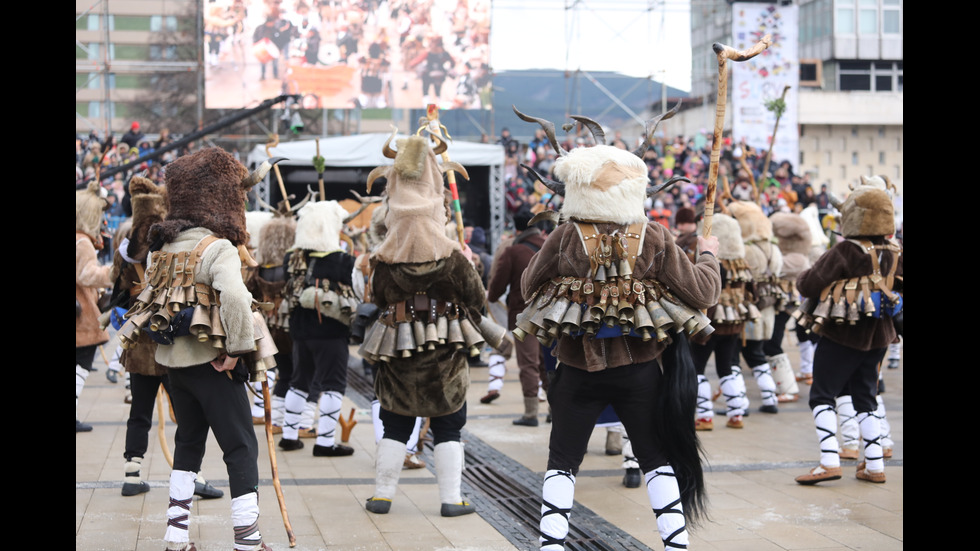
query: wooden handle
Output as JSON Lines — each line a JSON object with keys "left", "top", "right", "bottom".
{"left": 264, "top": 381, "right": 296, "bottom": 547}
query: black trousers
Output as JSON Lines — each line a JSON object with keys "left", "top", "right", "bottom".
{"left": 76, "top": 345, "right": 98, "bottom": 371}
{"left": 379, "top": 403, "right": 466, "bottom": 446}
{"left": 547, "top": 360, "right": 667, "bottom": 474}
{"left": 740, "top": 339, "right": 767, "bottom": 368}
{"left": 691, "top": 333, "right": 739, "bottom": 378}
{"left": 125, "top": 372, "right": 173, "bottom": 461}
{"left": 291, "top": 337, "right": 349, "bottom": 400}
{"left": 168, "top": 363, "right": 259, "bottom": 498}
{"left": 808, "top": 338, "right": 885, "bottom": 414}
{"left": 763, "top": 311, "right": 790, "bottom": 357}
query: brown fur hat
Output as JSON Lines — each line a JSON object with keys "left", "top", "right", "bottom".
{"left": 838, "top": 175, "right": 895, "bottom": 238}
{"left": 675, "top": 206, "right": 697, "bottom": 226}
{"left": 727, "top": 200, "right": 772, "bottom": 242}
{"left": 151, "top": 147, "right": 250, "bottom": 246}
{"left": 126, "top": 176, "right": 168, "bottom": 261}
{"left": 770, "top": 212, "right": 811, "bottom": 256}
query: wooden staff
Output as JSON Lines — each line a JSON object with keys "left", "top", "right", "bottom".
{"left": 266, "top": 134, "right": 292, "bottom": 212}
{"left": 759, "top": 84, "right": 792, "bottom": 199}
{"left": 156, "top": 385, "right": 174, "bottom": 467}
{"left": 418, "top": 104, "right": 466, "bottom": 248}
{"left": 703, "top": 35, "right": 772, "bottom": 239}
{"left": 262, "top": 378, "right": 296, "bottom": 547}
{"left": 314, "top": 138, "right": 325, "bottom": 199}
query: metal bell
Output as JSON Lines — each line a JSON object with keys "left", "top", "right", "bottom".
{"left": 579, "top": 310, "right": 601, "bottom": 336}
{"left": 618, "top": 259, "right": 632, "bottom": 280}
{"left": 560, "top": 303, "right": 584, "bottom": 335}
{"left": 606, "top": 261, "right": 618, "bottom": 278}
{"left": 594, "top": 264, "right": 606, "bottom": 282}
{"left": 725, "top": 305, "right": 737, "bottom": 322}
{"left": 251, "top": 311, "right": 279, "bottom": 363}
{"left": 167, "top": 285, "right": 188, "bottom": 314}
{"left": 358, "top": 323, "right": 386, "bottom": 361}
{"left": 813, "top": 297, "right": 832, "bottom": 320}
{"left": 476, "top": 315, "right": 508, "bottom": 351}
{"left": 746, "top": 303, "right": 761, "bottom": 321}
{"left": 543, "top": 297, "right": 571, "bottom": 333}
{"left": 447, "top": 318, "right": 464, "bottom": 349}
{"left": 632, "top": 302, "right": 655, "bottom": 341}
{"left": 436, "top": 315, "right": 449, "bottom": 344}
{"left": 425, "top": 321, "right": 439, "bottom": 349}
{"left": 412, "top": 320, "right": 427, "bottom": 352}
{"left": 378, "top": 324, "right": 398, "bottom": 361}
{"left": 459, "top": 317, "right": 485, "bottom": 353}
{"left": 713, "top": 305, "right": 726, "bottom": 325}
{"left": 846, "top": 301, "right": 860, "bottom": 324}
{"left": 603, "top": 302, "right": 619, "bottom": 328}
{"left": 396, "top": 322, "right": 416, "bottom": 357}
{"left": 617, "top": 299, "right": 634, "bottom": 325}
{"left": 209, "top": 305, "right": 226, "bottom": 347}
{"left": 830, "top": 297, "right": 847, "bottom": 323}
{"left": 658, "top": 298, "right": 694, "bottom": 331}
{"left": 190, "top": 304, "right": 212, "bottom": 342}
{"left": 862, "top": 294, "right": 877, "bottom": 316}
{"left": 645, "top": 300, "right": 676, "bottom": 334}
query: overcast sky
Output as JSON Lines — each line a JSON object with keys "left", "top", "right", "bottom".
{"left": 489, "top": 0, "right": 692, "bottom": 92}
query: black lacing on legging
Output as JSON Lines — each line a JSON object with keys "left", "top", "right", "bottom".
{"left": 167, "top": 496, "right": 192, "bottom": 530}
{"left": 540, "top": 470, "right": 574, "bottom": 548}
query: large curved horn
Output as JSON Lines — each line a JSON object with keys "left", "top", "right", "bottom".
{"left": 343, "top": 201, "right": 371, "bottom": 225}
{"left": 529, "top": 210, "right": 560, "bottom": 227}
{"left": 632, "top": 101, "right": 682, "bottom": 157}
{"left": 828, "top": 192, "right": 844, "bottom": 210}
{"left": 288, "top": 191, "right": 312, "bottom": 216}
{"left": 513, "top": 105, "right": 568, "bottom": 157}
{"left": 521, "top": 163, "right": 565, "bottom": 197}
{"left": 350, "top": 190, "right": 383, "bottom": 204}
{"left": 569, "top": 115, "right": 606, "bottom": 145}
{"left": 256, "top": 194, "right": 276, "bottom": 212}
{"left": 243, "top": 156, "right": 287, "bottom": 189}
{"left": 648, "top": 175, "right": 690, "bottom": 197}
{"left": 366, "top": 166, "right": 389, "bottom": 194}
{"left": 442, "top": 161, "right": 468, "bottom": 181}
{"left": 431, "top": 134, "right": 449, "bottom": 155}
{"left": 383, "top": 127, "right": 398, "bottom": 159}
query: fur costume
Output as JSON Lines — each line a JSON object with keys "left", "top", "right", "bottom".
{"left": 76, "top": 179, "right": 112, "bottom": 349}
{"left": 800, "top": 203, "right": 830, "bottom": 264}
{"left": 795, "top": 177, "right": 902, "bottom": 485}
{"left": 513, "top": 109, "right": 719, "bottom": 549}
{"left": 727, "top": 200, "right": 783, "bottom": 341}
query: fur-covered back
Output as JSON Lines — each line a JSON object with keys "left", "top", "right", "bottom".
{"left": 293, "top": 200, "right": 347, "bottom": 252}
{"left": 801, "top": 204, "right": 829, "bottom": 248}
{"left": 553, "top": 145, "right": 648, "bottom": 224}
{"left": 127, "top": 176, "right": 167, "bottom": 261}
{"left": 840, "top": 176, "right": 894, "bottom": 237}
{"left": 366, "top": 202, "right": 388, "bottom": 251}
{"left": 770, "top": 212, "right": 811, "bottom": 256}
{"left": 727, "top": 200, "right": 772, "bottom": 242}
{"left": 151, "top": 147, "right": 250, "bottom": 247}
{"left": 76, "top": 179, "right": 108, "bottom": 240}
{"left": 713, "top": 213, "right": 745, "bottom": 260}
{"left": 257, "top": 216, "right": 296, "bottom": 265}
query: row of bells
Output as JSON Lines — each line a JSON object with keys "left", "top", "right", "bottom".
{"left": 792, "top": 292, "right": 880, "bottom": 334}
{"left": 713, "top": 298, "right": 762, "bottom": 325}
{"left": 512, "top": 291, "right": 714, "bottom": 347}
{"left": 119, "top": 284, "right": 226, "bottom": 350}
{"left": 358, "top": 314, "right": 507, "bottom": 363}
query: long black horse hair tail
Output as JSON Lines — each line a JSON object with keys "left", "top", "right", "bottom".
{"left": 654, "top": 330, "right": 709, "bottom": 527}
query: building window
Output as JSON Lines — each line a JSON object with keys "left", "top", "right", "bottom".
{"left": 839, "top": 61, "right": 902, "bottom": 92}
{"left": 879, "top": 151, "right": 886, "bottom": 164}
{"left": 882, "top": 0, "right": 901, "bottom": 34}
{"left": 858, "top": 0, "right": 877, "bottom": 34}
{"left": 836, "top": 0, "right": 855, "bottom": 34}
{"left": 851, "top": 152, "right": 859, "bottom": 165}
{"left": 150, "top": 15, "right": 178, "bottom": 32}
{"left": 114, "top": 16, "right": 153, "bottom": 32}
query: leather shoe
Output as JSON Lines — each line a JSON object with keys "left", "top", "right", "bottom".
{"left": 440, "top": 501, "right": 476, "bottom": 517}
{"left": 279, "top": 438, "right": 304, "bottom": 451}
{"left": 313, "top": 444, "right": 354, "bottom": 457}
{"left": 76, "top": 420, "right": 93, "bottom": 433}
{"left": 622, "top": 468, "right": 641, "bottom": 488}
{"left": 366, "top": 497, "right": 392, "bottom": 514}
{"left": 121, "top": 480, "right": 150, "bottom": 496}
{"left": 839, "top": 447, "right": 860, "bottom": 460}
{"left": 726, "top": 415, "right": 744, "bottom": 429}
{"left": 164, "top": 543, "right": 197, "bottom": 551}
{"left": 759, "top": 404, "right": 779, "bottom": 414}
{"left": 695, "top": 417, "right": 713, "bottom": 431}
{"left": 106, "top": 369, "right": 119, "bottom": 384}
{"left": 194, "top": 480, "right": 223, "bottom": 499}
{"left": 795, "top": 464, "right": 842, "bottom": 485}
{"left": 299, "top": 427, "right": 317, "bottom": 438}
{"left": 855, "top": 461, "right": 886, "bottom": 483}
{"left": 479, "top": 390, "right": 500, "bottom": 404}
{"left": 513, "top": 416, "right": 538, "bottom": 427}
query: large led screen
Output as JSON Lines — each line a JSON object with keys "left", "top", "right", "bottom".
{"left": 204, "top": 0, "right": 492, "bottom": 110}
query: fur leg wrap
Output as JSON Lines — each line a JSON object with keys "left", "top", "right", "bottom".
{"left": 124, "top": 457, "right": 143, "bottom": 484}
{"left": 768, "top": 353, "right": 799, "bottom": 396}
{"left": 540, "top": 469, "right": 575, "bottom": 551}
{"left": 282, "top": 388, "right": 308, "bottom": 440}
{"left": 164, "top": 470, "right": 196, "bottom": 546}
{"left": 434, "top": 441, "right": 467, "bottom": 506}
{"left": 835, "top": 396, "right": 859, "bottom": 452}
{"left": 812, "top": 404, "right": 841, "bottom": 468}
{"left": 645, "top": 466, "right": 688, "bottom": 551}
{"left": 488, "top": 354, "right": 506, "bottom": 393}
{"left": 231, "top": 491, "right": 263, "bottom": 551}
{"left": 301, "top": 399, "right": 317, "bottom": 430}
{"left": 719, "top": 372, "right": 746, "bottom": 417}
{"left": 696, "top": 375, "right": 713, "bottom": 419}
{"left": 876, "top": 396, "right": 893, "bottom": 449}
{"left": 372, "top": 438, "right": 407, "bottom": 501}
{"left": 316, "top": 390, "right": 343, "bottom": 447}
{"left": 751, "top": 363, "right": 777, "bottom": 406}
{"left": 76, "top": 364, "right": 89, "bottom": 410}
{"left": 857, "top": 411, "right": 884, "bottom": 472}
